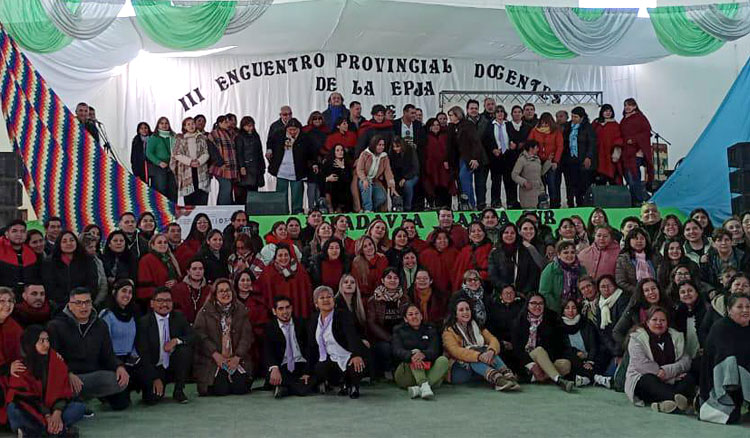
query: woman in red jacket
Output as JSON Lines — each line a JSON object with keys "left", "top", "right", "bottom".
{"left": 592, "top": 104, "right": 624, "bottom": 185}
{"left": 528, "top": 113, "right": 564, "bottom": 208}
{"left": 351, "top": 235, "right": 389, "bottom": 299}
{"left": 419, "top": 229, "right": 459, "bottom": 295}
{"left": 254, "top": 243, "right": 313, "bottom": 319}
{"left": 175, "top": 213, "right": 211, "bottom": 273}
{"left": 332, "top": 214, "right": 356, "bottom": 256}
{"left": 235, "top": 269, "right": 269, "bottom": 376}
{"left": 323, "top": 117, "right": 357, "bottom": 157}
{"left": 136, "top": 234, "right": 181, "bottom": 310}
{"left": 422, "top": 118, "right": 455, "bottom": 209}
{"left": 619, "top": 98, "right": 652, "bottom": 203}
{"left": 452, "top": 222, "right": 493, "bottom": 292}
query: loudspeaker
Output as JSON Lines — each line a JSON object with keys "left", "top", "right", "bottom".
{"left": 0, "top": 153, "right": 22, "bottom": 225}
{"left": 245, "top": 191, "right": 289, "bottom": 215}
{"left": 730, "top": 168, "right": 750, "bottom": 194}
{"left": 727, "top": 142, "right": 750, "bottom": 168}
{"left": 584, "top": 185, "right": 632, "bottom": 208}
{"left": 732, "top": 194, "right": 750, "bottom": 214}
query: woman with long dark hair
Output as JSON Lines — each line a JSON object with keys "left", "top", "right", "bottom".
{"left": 422, "top": 117, "right": 454, "bottom": 209}
{"left": 488, "top": 222, "right": 546, "bottom": 295}
{"left": 130, "top": 121, "right": 152, "bottom": 183}
{"left": 175, "top": 213, "right": 212, "bottom": 273}
{"left": 451, "top": 222, "right": 493, "bottom": 292}
{"left": 615, "top": 227, "right": 662, "bottom": 296}
{"left": 199, "top": 229, "right": 230, "bottom": 284}
{"left": 309, "top": 238, "right": 350, "bottom": 290}
{"left": 613, "top": 278, "right": 673, "bottom": 351}
{"left": 42, "top": 231, "right": 98, "bottom": 307}
{"left": 235, "top": 116, "right": 266, "bottom": 201}
{"left": 389, "top": 136, "right": 420, "bottom": 211}
{"left": 592, "top": 104, "right": 623, "bottom": 185}
{"left": 322, "top": 144, "right": 353, "bottom": 212}
{"left": 102, "top": 231, "right": 137, "bottom": 286}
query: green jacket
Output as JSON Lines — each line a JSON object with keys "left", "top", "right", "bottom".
{"left": 146, "top": 134, "right": 173, "bottom": 165}
{"left": 539, "top": 260, "right": 587, "bottom": 314}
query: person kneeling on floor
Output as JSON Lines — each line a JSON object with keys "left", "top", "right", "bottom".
{"left": 264, "top": 295, "right": 313, "bottom": 398}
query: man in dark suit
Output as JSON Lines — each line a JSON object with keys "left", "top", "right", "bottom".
{"left": 307, "top": 286, "right": 367, "bottom": 399}
{"left": 264, "top": 295, "right": 313, "bottom": 398}
{"left": 136, "top": 287, "right": 194, "bottom": 404}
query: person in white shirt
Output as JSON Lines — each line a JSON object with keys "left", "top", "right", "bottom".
{"left": 307, "top": 286, "right": 367, "bottom": 399}
{"left": 265, "top": 295, "right": 313, "bottom": 398}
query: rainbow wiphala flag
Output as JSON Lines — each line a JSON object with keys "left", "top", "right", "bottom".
{"left": 0, "top": 26, "right": 174, "bottom": 234}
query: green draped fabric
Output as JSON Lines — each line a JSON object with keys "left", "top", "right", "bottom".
{"left": 0, "top": 0, "right": 72, "bottom": 53}
{"left": 648, "top": 5, "right": 738, "bottom": 56}
{"left": 573, "top": 8, "right": 605, "bottom": 21}
{"left": 132, "top": 0, "right": 237, "bottom": 50}
{"left": 505, "top": 5, "right": 576, "bottom": 60}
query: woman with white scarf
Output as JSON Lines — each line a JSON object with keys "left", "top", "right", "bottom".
{"left": 356, "top": 135, "right": 396, "bottom": 212}
{"left": 442, "top": 297, "right": 520, "bottom": 391}
{"left": 597, "top": 274, "right": 630, "bottom": 381}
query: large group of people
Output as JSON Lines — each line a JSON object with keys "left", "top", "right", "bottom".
{"left": 122, "top": 93, "right": 655, "bottom": 213}
{"left": 1, "top": 201, "right": 749, "bottom": 436}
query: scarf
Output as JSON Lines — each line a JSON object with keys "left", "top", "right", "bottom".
{"left": 536, "top": 125, "right": 550, "bottom": 134}
{"left": 108, "top": 299, "right": 135, "bottom": 323}
{"left": 218, "top": 301, "right": 234, "bottom": 358}
{"left": 155, "top": 250, "right": 179, "bottom": 280}
{"left": 158, "top": 129, "right": 175, "bottom": 151}
{"left": 415, "top": 287, "right": 432, "bottom": 318}
{"left": 557, "top": 257, "right": 581, "bottom": 304}
{"left": 634, "top": 252, "right": 653, "bottom": 282}
{"left": 363, "top": 149, "right": 387, "bottom": 181}
{"left": 648, "top": 330, "right": 676, "bottom": 366}
{"left": 372, "top": 285, "right": 404, "bottom": 302}
{"left": 274, "top": 259, "right": 299, "bottom": 279}
{"left": 402, "top": 265, "right": 417, "bottom": 289}
{"left": 569, "top": 123, "right": 580, "bottom": 158}
{"left": 525, "top": 312, "right": 543, "bottom": 352}
{"left": 139, "top": 134, "right": 150, "bottom": 144}
{"left": 561, "top": 314, "right": 582, "bottom": 335}
{"left": 460, "top": 285, "right": 487, "bottom": 326}
{"left": 455, "top": 320, "right": 485, "bottom": 349}
{"left": 598, "top": 288, "right": 624, "bottom": 330}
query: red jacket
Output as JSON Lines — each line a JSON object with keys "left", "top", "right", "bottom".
{"left": 419, "top": 246, "right": 459, "bottom": 294}
{"left": 0, "top": 237, "right": 39, "bottom": 291}
{"left": 175, "top": 237, "right": 202, "bottom": 274}
{"left": 427, "top": 225, "right": 469, "bottom": 250}
{"left": 6, "top": 349, "right": 72, "bottom": 426}
{"left": 528, "top": 128, "right": 564, "bottom": 163}
{"left": 136, "top": 253, "right": 173, "bottom": 300}
{"left": 452, "top": 241, "right": 493, "bottom": 291}
{"left": 0, "top": 317, "right": 24, "bottom": 424}
{"left": 255, "top": 263, "right": 313, "bottom": 319}
{"left": 323, "top": 130, "right": 358, "bottom": 156}
{"left": 619, "top": 111, "right": 652, "bottom": 175}
{"left": 423, "top": 130, "right": 454, "bottom": 194}
{"left": 171, "top": 280, "right": 211, "bottom": 323}
{"left": 351, "top": 253, "right": 389, "bottom": 299}
{"left": 592, "top": 120, "right": 623, "bottom": 180}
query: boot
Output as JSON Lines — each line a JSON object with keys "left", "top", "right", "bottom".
{"left": 556, "top": 376, "right": 574, "bottom": 392}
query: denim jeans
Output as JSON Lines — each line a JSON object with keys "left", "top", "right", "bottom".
{"left": 624, "top": 168, "right": 646, "bottom": 205}
{"left": 450, "top": 355, "right": 507, "bottom": 384}
{"left": 216, "top": 177, "right": 234, "bottom": 205}
{"left": 358, "top": 180, "right": 387, "bottom": 212}
{"left": 306, "top": 181, "right": 321, "bottom": 210}
{"left": 458, "top": 160, "right": 476, "bottom": 209}
{"left": 400, "top": 176, "right": 419, "bottom": 211}
{"left": 276, "top": 178, "right": 305, "bottom": 214}
{"left": 7, "top": 401, "right": 86, "bottom": 436}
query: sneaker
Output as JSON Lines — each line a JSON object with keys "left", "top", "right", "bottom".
{"left": 83, "top": 408, "right": 95, "bottom": 419}
{"left": 652, "top": 400, "right": 677, "bottom": 414}
{"left": 594, "top": 375, "right": 612, "bottom": 389}
{"left": 494, "top": 377, "right": 516, "bottom": 392}
{"left": 674, "top": 394, "right": 689, "bottom": 411}
{"left": 408, "top": 386, "right": 421, "bottom": 399}
{"left": 556, "top": 377, "right": 574, "bottom": 392}
{"left": 575, "top": 375, "right": 592, "bottom": 387}
{"left": 419, "top": 382, "right": 434, "bottom": 400}
{"left": 173, "top": 389, "right": 188, "bottom": 404}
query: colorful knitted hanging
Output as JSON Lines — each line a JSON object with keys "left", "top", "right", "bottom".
{"left": 0, "top": 25, "right": 174, "bottom": 234}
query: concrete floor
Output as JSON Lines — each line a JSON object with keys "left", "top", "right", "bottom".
{"left": 24, "top": 382, "right": 746, "bottom": 438}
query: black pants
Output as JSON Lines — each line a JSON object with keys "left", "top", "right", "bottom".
{"left": 269, "top": 363, "right": 314, "bottom": 396}
{"left": 569, "top": 354, "right": 595, "bottom": 380}
{"left": 210, "top": 369, "right": 251, "bottom": 396}
{"left": 634, "top": 373, "right": 696, "bottom": 404}
{"left": 314, "top": 359, "right": 364, "bottom": 388}
{"left": 562, "top": 161, "right": 592, "bottom": 207}
{"left": 138, "top": 345, "right": 192, "bottom": 403}
{"left": 184, "top": 189, "right": 208, "bottom": 206}
{"left": 489, "top": 154, "right": 518, "bottom": 208}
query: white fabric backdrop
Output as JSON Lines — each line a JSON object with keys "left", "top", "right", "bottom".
{"left": 107, "top": 51, "right": 635, "bottom": 168}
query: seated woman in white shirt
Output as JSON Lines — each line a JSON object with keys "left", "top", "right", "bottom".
{"left": 307, "top": 286, "right": 368, "bottom": 399}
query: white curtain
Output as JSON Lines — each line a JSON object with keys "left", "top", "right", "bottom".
{"left": 40, "top": 0, "right": 125, "bottom": 40}
{"left": 686, "top": 3, "right": 750, "bottom": 41}
{"left": 544, "top": 7, "right": 639, "bottom": 56}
